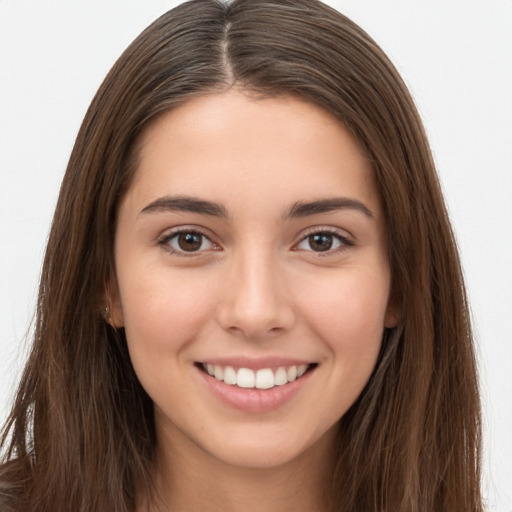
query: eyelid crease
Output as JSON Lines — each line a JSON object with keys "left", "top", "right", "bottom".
{"left": 297, "top": 225, "right": 354, "bottom": 243}
{"left": 157, "top": 224, "right": 216, "bottom": 242}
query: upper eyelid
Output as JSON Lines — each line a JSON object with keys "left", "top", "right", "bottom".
{"left": 297, "top": 225, "right": 353, "bottom": 241}
{"left": 158, "top": 225, "right": 215, "bottom": 242}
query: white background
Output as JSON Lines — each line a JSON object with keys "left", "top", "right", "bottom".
{"left": 1, "top": 1, "right": 511, "bottom": 510}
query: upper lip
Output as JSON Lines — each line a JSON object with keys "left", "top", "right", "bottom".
{"left": 197, "top": 357, "right": 316, "bottom": 371}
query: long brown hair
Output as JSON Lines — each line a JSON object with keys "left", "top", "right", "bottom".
{"left": 0, "top": 1, "right": 483, "bottom": 510}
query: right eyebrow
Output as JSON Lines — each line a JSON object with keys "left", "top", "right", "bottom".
{"left": 139, "top": 195, "right": 229, "bottom": 218}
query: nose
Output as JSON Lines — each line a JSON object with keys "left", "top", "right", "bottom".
{"left": 216, "top": 248, "right": 295, "bottom": 340}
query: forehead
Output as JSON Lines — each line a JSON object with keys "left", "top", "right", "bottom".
{"left": 125, "top": 90, "right": 381, "bottom": 218}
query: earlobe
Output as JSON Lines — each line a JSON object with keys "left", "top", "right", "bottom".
{"left": 103, "top": 300, "right": 125, "bottom": 328}
{"left": 384, "top": 295, "right": 401, "bottom": 328}
{"left": 384, "top": 309, "right": 400, "bottom": 329}
{"left": 103, "top": 277, "right": 125, "bottom": 328}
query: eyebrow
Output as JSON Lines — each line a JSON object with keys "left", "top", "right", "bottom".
{"left": 284, "top": 197, "right": 374, "bottom": 219}
{"left": 139, "top": 195, "right": 373, "bottom": 220}
{"left": 139, "top": 195, "right": 228, "bottom": 218}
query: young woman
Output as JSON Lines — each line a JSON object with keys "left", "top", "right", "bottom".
{"left": 0, "top": 0, "right": 483, "bottom": 510}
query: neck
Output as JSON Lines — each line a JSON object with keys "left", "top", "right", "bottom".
{"left": 140, "top": 423, "right": 336, "bottom": 512}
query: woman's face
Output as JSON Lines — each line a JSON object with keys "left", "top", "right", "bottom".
{"left": 111, "top": 90, "right": 396, "bottom": 470}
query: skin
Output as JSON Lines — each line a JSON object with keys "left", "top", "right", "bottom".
{"left": 109, "top": 89, "right": 397, "bottom": 511}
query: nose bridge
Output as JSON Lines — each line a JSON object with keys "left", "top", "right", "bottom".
{"left": 217, "top": 242, "right": 294, "bottom": 338}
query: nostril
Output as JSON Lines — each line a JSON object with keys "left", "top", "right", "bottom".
{"left": 215, "top": 274, "right": 296, "bottom": 338}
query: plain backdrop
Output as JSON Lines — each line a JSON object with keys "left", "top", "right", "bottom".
{"left": 1, "top": 1, "right": 511, "bottom": 510}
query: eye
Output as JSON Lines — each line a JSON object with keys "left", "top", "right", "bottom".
{"left": 160, "top": 230, "right": 217, "bottom": 254}
{"left": 295, "top": 230, "right": 351, "bottom": 253}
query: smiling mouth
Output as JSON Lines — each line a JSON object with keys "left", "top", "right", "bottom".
{"left": 198, "top": 363, "right": 317, "bottom": 390}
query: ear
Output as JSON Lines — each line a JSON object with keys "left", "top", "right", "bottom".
{"left": 384, "top": 307, "right": 400, "bottom": 329}
{"left": 384, "top": 291, "right": 401, "bottom": 328}
{"left": 103, "top": 275, "right": 125, "bottom": 328}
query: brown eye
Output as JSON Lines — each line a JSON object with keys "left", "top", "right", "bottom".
{"left": 308, "top": 234, "right": 333, "bottom": 252}
{"left": 162, "top": 231, "right": 215, "bottom": 254}
{"left": 295, "top": 230, "right": 350, "bottom": 254}
{"left": 177, "top": 233, "right": 203, "bottom": 251}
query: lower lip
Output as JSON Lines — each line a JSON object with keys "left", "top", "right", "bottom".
{"left": 197, "top": 366, "right": 315, "bottom": 413}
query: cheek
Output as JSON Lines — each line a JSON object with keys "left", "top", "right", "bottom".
{"left": 299, "top": 268, "right": 390, "bottom": 364}
{"left": 117, "top": 267, "right": 217, "bottom": 360}
{"left": 288, "top": 267, "right": 391, "bottom": 432}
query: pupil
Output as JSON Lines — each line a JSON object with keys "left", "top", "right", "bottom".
{"left": 309, "top": 234, "right": 332, "bottom": 251}
{"left": 178, "top": 233, "right": 202, "bottom": 251}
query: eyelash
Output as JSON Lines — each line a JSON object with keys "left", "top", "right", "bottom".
{"left": 294, "top": 227, "right": 353, "bottom": 256}
{"left": 158, "top": 228, "right": 218, "bottom": 256}
{"left": 158, "top": 227, "right": 353, "bottom": 257}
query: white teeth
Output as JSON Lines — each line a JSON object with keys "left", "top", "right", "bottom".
{"left": 274, "top": 367, "right": 288, "bottom": 386}
{"left": 223, "top": 366, "right": 237, "bottom": 385}
{"left": 287, "top": 366, "right": 297, "bottom": 382}
{"left": 255, "top": 368, "right": 274, "bottom": 389}
{"left": 237, "top": 368, "right": 255, "bottom": 388}
{"left": 202, "top": 363, "right": 312, "bottom": 389}
{"left": 213, "top": 365, "right": 224, "bottom": 381}
{"left": 297, "top": 364, "right": 308, "bottom": 377}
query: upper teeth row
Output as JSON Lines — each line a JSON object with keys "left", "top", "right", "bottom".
{"left": 203, "top": 364, "right": 309, "bottom": 389}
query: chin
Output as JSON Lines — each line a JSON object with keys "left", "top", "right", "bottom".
{"left": 195, "top": 421, "right": 337, "bottom": 471}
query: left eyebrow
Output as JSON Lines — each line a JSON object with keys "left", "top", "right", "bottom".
{"left": 284, "top": 197, "right": 374, "bottom": 219}
{"left": 139, "top": 195, "right": 228, "bottom": 218}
